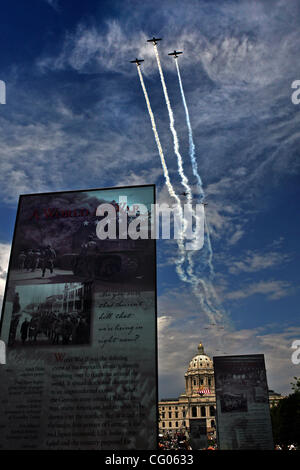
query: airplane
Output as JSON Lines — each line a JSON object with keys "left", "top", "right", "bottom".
{"left": 168, "top": 50, "right": 183, "bottom": 58}
{"left": 130, "top": 58, "right": 144, "bottom": 66}
{"left": 147, "top": 37, "right": 162, "bottom": 45}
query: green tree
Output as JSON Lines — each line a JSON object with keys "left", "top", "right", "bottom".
{"left": 271, "top": 377, "right": 300, "bottom": 448}
{"left": 291, "top": 376, "right": 300, "bottom": 393}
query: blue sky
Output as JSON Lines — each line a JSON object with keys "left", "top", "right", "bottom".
{"left": 0, "top": 0, "right": 299, "bottom": 397}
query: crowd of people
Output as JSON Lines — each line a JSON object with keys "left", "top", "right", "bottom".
{"left": 275, "top": 443, "right": 298, "bottom": 450}
{"left": 10, "top": 311, "right": 90, "bottom": 347}
{"left": 17, "top": 245, "right": 56, "bottom": 277}
{"left": 158, "top": 432, "right": 297, "bottom": 450}
{"left": 21, "top": 312, "right": 89, "bottom": 346}
{"left": 158, "top": 432, "right": 218, "bottom": 450}
{"left": 158, "top": 432, "right": 192, "bottom": 450}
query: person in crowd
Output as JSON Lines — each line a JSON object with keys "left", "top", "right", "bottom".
{"left": 73, "top": 317, "right": 89, "bottom": 344}
{"left": 31, "top": 249, "right": 41, "bottom": 272}
{"left": 20, "top": 319, "right": 29, "bottom": 345}
{"left": 61, "top": 316, "right": 73, "bottom": 344}
{"left": 41, "top": 244, "right": 56, "bottom": 277}
{"left": 28, "top": 318, "right": 37, "bottom": 342}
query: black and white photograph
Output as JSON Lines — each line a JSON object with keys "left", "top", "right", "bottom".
{"left": 7, "top": 282, "right": 93, "bottom": 348}
{"left": 220, "top": 392, "right": 248, "bottom": 413}
{"left": 8, "top": 188, "right": 155, "bottom": 288}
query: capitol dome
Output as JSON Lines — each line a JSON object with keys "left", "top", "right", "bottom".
{"left": 159, "top": 341, "right": 217, "bottom": 438}
{"left": 187, "top": 343, "right": 213, "bottom": 372}
{"left": 184, "top": 342, "right": 215, "bottom": 397}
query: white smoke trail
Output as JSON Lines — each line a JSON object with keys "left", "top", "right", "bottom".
{"left": 152, "top": 43, "right": 196, "bottom": 284}
{"left": 136, "top": 65, "right": 187, "bottom": 277}
{"left": 153, "top": 44, "right": 193, "bottom": 207}
{"left": 175, "top": 58, "right": 215, "bottom": 278}
{"left": 175, "top": 59, "right": 204, "bottom": 196}
{"left": 137, "top": 63, "right": 221, "bottom": 325}
{"left": 174, "top": 58, "right": 225, "bottom": 323}
{"left": 137, "top": 66, "right": 179, "bottom": 207}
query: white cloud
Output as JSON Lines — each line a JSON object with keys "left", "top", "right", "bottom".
{"left": 4, "top": 2, "right": 298, "bottom": 212}
{"left": 228, "top": 250, "right": 290, "bottom": 275}
{"left": 202, "top": 177, "right": 251, "bottom": 247}
{"left": 226, "top": 280, "right": 295, "bottom": 301}
{"left": 0, "top": 91, "right": 165, "bottom": 204}
{"left": 158, "top": 310, "right": 300, "bottom": 397}
{"left": 37, "top": 22, "right": 157, "bottom": 76}
{"left": 36, "top": 0, "right": 300, "bottom": 89}
{"left": 227, "top": 228, "right": 245, "bottom": 246}
{"left": 157, "top": 278, "right": 299, "bottom": 397}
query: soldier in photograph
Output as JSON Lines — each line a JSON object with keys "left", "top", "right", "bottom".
{"left": 31, "top": 249, "right": 41, "bottom": 272}
{"left": 8, "top": 292, "right": 21, "bottom": 347}
{"left": 20, "top": 319, "right": 29, "bottom": 345}
{"left": 28, "top": 318, "right": 37, "bottom": 342}
{"left": 61, "top": 316, "right": 73, "bottom": 345}
{"left": 51, "top": 317, "right": 62, "bottom": 345}
{"left": 41, "top": 244, "right": 56, "bottom": 277}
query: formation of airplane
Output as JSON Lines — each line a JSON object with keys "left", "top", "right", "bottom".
{"left": 130, "top": 58, "right": 144, "bottom": 66}
{"left": 168, "top": 50, "right": 183, "bottom": 58}
{"left": 132, "top": 38, "right": 210, "bottom": 205}
{"left": 147, "top": 36, "right": 162, "bottom": 45}
{"left": 131, "top": 39, "right": 184, "bottom": 66}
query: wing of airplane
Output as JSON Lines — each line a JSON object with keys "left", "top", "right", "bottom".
{"left": 168, "top": 50, "right": 183, "bottom": 58}
{"left": 130, "top": 58, "right": 144, "bottom": 66}
{"left": 147, "top": 37, "right": 162, "bottom": 45}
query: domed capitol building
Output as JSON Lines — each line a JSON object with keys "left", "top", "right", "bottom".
{"left": 158, "top": 342, "right": 282, "bottom": 438}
